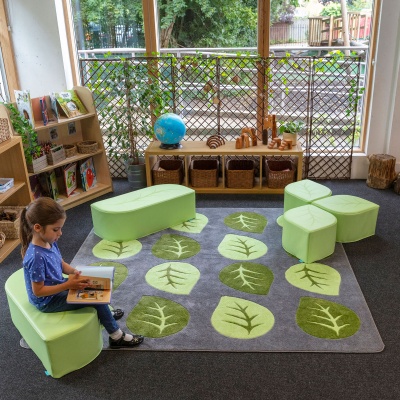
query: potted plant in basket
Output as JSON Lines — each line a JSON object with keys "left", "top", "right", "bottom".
{"left": 5, "top": 103, "right": 45, "bottom": 172}
{"left": 278, "top": 120, "right": 305, "bottom": 146}
{"left": 100, "top": 57, "right": 171, "bottom": 188}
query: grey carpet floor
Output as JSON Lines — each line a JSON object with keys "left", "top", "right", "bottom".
{"left": 71, "top": 207, "right": 383, "bottom": 353}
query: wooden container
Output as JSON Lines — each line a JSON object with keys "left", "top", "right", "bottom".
{"left": 225, "top": 159, "right": 255, "bottom": 189}
{"left": 152, "top": 159, "right": 184, "bottom": 185}
{"left": 46, "top": 145, "right": 66, "bottom": 165}
{"left": 265, "top": 159, "right": 295, "bottom": 189}
{"left": 27, "top": 154, "right": 48, "bottom": 173}
{"left": 190, "top": 159, "right": 219, "bottom": 187}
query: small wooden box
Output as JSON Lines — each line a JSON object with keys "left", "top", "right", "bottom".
{"left": 47, "top": 145, "right": 66, "bottom": 165}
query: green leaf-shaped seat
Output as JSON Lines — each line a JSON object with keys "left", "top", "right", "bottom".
{"left": 312, "top": 195, "right": 379, "bottom": 243}
{"left": 282, "top": 205, "right": 337, "bottom": 263}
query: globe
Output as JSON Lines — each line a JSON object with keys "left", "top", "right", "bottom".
{"left": 154, "top": 113, "right": 186, "bottom": 149}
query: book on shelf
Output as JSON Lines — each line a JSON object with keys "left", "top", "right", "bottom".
{"left": 14, "top": 89, "right": 35, "bottom": 128}
{"left": 49, "top": 92, "right": 60, "bottom": 121}
{"left": 80, "top": 157, "right": 97, "bottom": 191}
{"left": 38, "top": 171, "right": 59, "bottom": 200}
{"left": 66, "top": 266, "right": 114, "bottom": 305}
{"left": 56, "top": 90, "right": 88, "bottom": 118}
{"left": 29, "top": 175, "right": 43, "bottom": 199}
{"left": 63, "top": 162, "right": 78, "bottom": 197}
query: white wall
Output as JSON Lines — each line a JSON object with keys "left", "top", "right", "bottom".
{"left": 7, "top": 0, "right": 69, "bottom": 96}
{"left": 7, "top": 0, "right": 400, "bottom": 178}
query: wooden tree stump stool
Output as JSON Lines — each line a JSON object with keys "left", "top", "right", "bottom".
{"left": 366, "top": 154, "right": 397, "bottom": 189}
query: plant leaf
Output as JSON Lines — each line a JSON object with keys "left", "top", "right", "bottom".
{"left": 89, "top": 261, "right": 128, "bottom": 290}
{"left": 146, "top": 262, "right": 200, "bottom": 295}
{"left": 219, "top": 262, "right": 274, "bottom": 295}
{"left": 218, "top": 234, "right": 268, "bottom": 260}
{"left": 296, "top": 297, "right": 361, "bottom": 339}
{"left": 285, "top": 263, "right": 341, "bottom": 295}
{"left": 224, "top": 212, "right": 267, "bottom": 233}
{"left": 152, "top": 234, "right": 201, "bottom": 260}
{"left": 92, "top": 239, "right": 142, "bottom": 260}
{"left": 211, "top": 296, "right": 274, "bottom": 339}
{"left": 127, "top": 295, "right": 190, "bottom": 338}
{"left": 170, "top": 213, "right": 208, "bottom": 233}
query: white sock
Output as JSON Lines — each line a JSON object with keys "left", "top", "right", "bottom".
{"left": 109, "top": 329, "right": 133, "bottom": 341}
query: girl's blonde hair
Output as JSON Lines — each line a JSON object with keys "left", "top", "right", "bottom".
{"left": 19, "top": 197, "right": 66, "bottom": 257}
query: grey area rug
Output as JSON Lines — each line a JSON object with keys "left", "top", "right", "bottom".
{"left": 70, "top": 208, "right": 384, "bottom": 353}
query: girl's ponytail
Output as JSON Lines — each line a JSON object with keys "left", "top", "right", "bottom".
{"left": 19, "top": 207, "right": 32, "bottom": 257}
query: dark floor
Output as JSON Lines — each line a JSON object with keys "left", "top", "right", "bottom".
{"left": 0, "top": 179, "right": 399, "bottom": 400}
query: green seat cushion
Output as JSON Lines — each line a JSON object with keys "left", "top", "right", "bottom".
{"left": 312, "top": 195, "right": 379, "bottom": 243}
{"left": 282, "top": 205, "right": 337, "bottom": 263}
{"left": 284, "top": 179, "right": 332, "bottom": 212}
{"left": 5, "top": 269, "right": 103, "bottom": 378}
{"left": 91, "top": 184, "right": 196, "bottom": 242}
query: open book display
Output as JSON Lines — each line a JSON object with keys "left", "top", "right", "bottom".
{"left": 66, "top": 266, "right": 115, "bottom": 304}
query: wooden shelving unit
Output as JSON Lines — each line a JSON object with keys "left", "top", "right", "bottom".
{"left": 145, "top": 140, "right": 303, "bottom": 194}
{"left": 0, "top": 86, "right": 113, "bottom": 263}
{"left": 0, "top": 136, "right": 32, "bottom": 262}
{"left": 29, "top": 86, "right": 113, "bottom": 210}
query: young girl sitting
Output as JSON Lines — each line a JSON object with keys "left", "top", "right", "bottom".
{"left": 20, "top": 197, "right": 143, "bottom": 349}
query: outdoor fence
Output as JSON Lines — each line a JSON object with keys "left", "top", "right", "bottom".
{"left": 79, "top": 53, "right": 363, "bottom": 180}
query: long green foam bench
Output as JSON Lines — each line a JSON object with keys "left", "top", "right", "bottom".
{"left": 5, "top": 269, "right": 103, "bottom": 378}
{"left": 91, "top": 184, "right": 196, "bottom": 242}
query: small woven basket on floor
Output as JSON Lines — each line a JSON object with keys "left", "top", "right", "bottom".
{"left": 225, "top": 159, "right": 255, "bottom": 189}
{"left": 265, "top": 159, "right": 295, "bottom": 189}
{"left": 152, "top": 159, "right": 184, "bottom": 185}
{"left": 0, "top": 206, "right": 24, "bottom": 239}
{"left": 190, "top": 159, "right": 219, "bottom": 187}
{"left": 77, "top": 140, "right": 98, "bottom": 154}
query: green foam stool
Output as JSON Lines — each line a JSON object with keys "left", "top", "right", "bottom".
{"left": 91, "top": 184, "right": 196, "bottom": 242}
{"left": 283, "top": 179, "right": 332, "bottom": 212}
{"left": 5, "top": 269, "right": 103, "bottom": 378}
{"left": 312, "top": 195, "right": 379, "bottom": 243}
{"left": 282, "top": 205, "right": 337, "bottom": 263}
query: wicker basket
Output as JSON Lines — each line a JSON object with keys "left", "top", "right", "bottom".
{"left": 225, "top": 159, "right": 255, "bottom": 189}
{"left": 190, "top": 159, "right": 219, "bottom": 187}
{"left": 0, "top": 118, "right": 11, "bottom": 144}
{"left": 0, "top": 231, "right": 5, "bottom": 249}
{"left": 77, "top": 140, "right": 98, "bottom": 154}
{"left": 46, "top": 145, "right": 66, "bottom": 165}
{"left": 152, "top": 159, "right": 184, "bottom": 185}
{"left": 0, "top": 206, "right": 24, "bottom": 239}
{"left": 64, "top": 144, "right": 77, "bottom": 158}
{"left": 265, "top": 159, "right": 295, "bottom": 189}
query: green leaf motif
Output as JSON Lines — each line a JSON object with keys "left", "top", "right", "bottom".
{"left": 127, "top": 295, "right": 190, "bottom": 338}
{"left": 146, "top": 262, "right": 200, "bottom": 295}
{"left": 296, "top": 297, "right": 361, "bottom": 339}
{"left": 89, "top": 261, "right": 128, "bottom": 290}
{"left": 218, "top": 234, "right": 268, "bottom": 260}
{"left": 224, "top": 212, "right": 267, "bottom": 233}
{"left": 170, "top": 213, "right": 208, "bottom": 233}
{"left": 92, "top": 239, "right": 142, "bottom": 260}
{"left": 219, "top": 262, "right": 274, "bottom": 295}
{"left": 285, "top": 263, "right": 341, "bottom": 295}
{"left": 152, "top": 234, "right": 201, "bottom": 260}
{"left": 211, "top": 296, "right": 274, "bottom": 339}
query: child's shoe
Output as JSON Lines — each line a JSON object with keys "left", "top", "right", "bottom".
{"left": 109, "top": 332, "right": 144, "bottom": 349}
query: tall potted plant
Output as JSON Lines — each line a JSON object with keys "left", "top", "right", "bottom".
{"left": 101, "top": 58, "right": 171, "bottom": 188}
